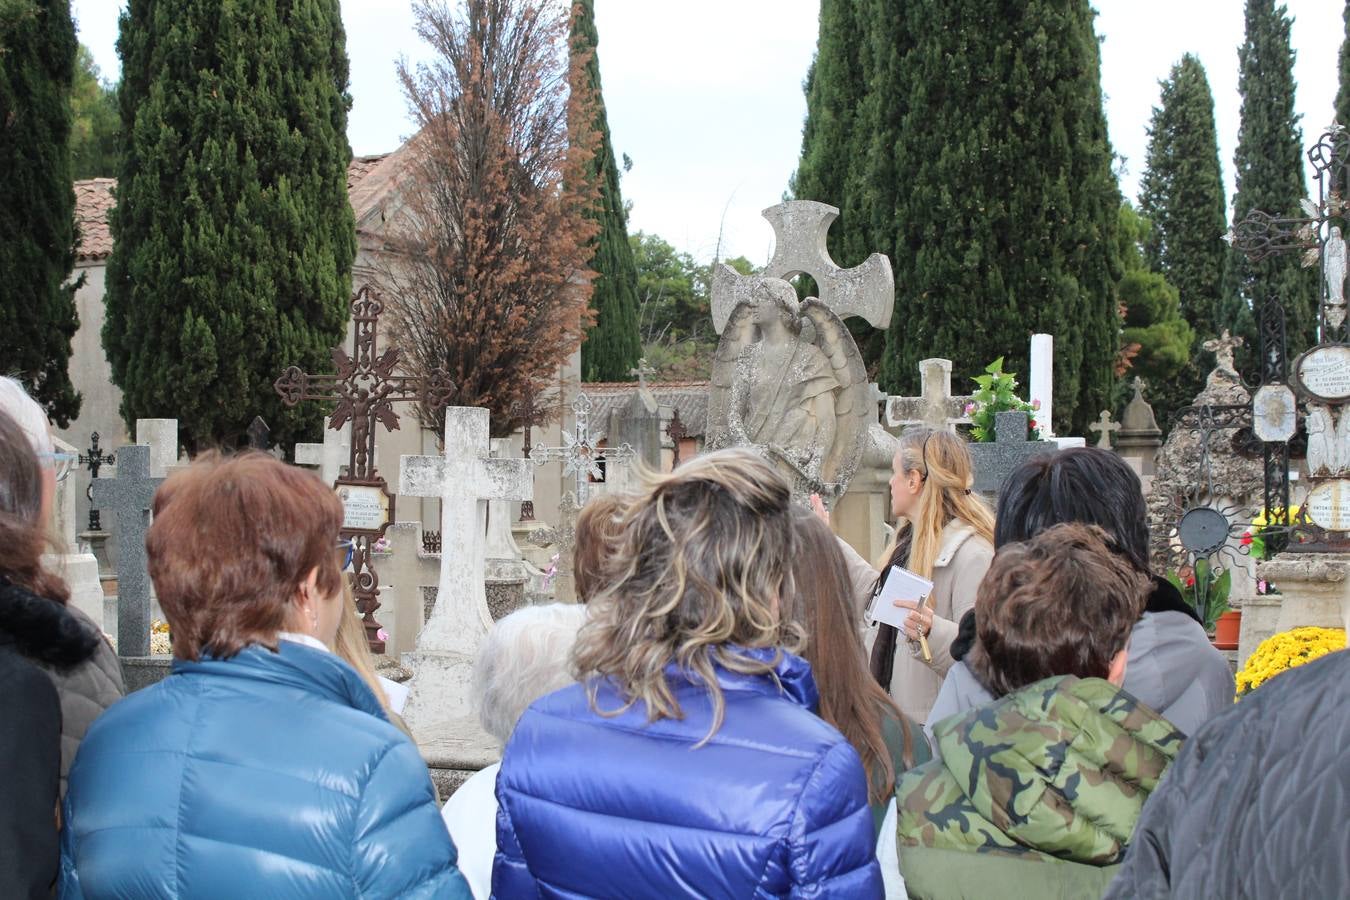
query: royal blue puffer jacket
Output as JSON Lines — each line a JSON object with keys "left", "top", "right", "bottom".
{"left": 59, "top": 640, "right": 471, "bottom": 899}
{"left": 493, "top": 647, "right": 882, "bottom": 898}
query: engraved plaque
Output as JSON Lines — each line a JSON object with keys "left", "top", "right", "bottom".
{"left": 1305, "top": 480, "right": 1350, "bottom": 532}
{"left": 1295, "top": 345, "right": 1350, "bottom": 402}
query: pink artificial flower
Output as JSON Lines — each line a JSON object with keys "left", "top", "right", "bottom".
{"left": 1257, "top": 580, "right": 1268, "bottom": 595}
{"left": 376, "top": 627, "right": 389, "bottom": 643}
{"left": 1031, "top": 399, "right": 1041, "bottom": 410}
{"left": 964, "top": 402, "right": 976, "bottom": 414}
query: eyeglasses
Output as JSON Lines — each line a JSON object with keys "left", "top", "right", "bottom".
{"left": 336, "top": 538, "right": 355, "bottom": 571}
{"left": 37, "top": 451, "right": 78, "bottom": 483}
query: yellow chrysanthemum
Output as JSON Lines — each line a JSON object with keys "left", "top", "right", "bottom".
{"left": 1236, "top": 626, "right": 1346, "bottom": 697}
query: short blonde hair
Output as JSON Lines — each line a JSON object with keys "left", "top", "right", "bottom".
{"left": 475, "top": 603, "right": 587, "bottom": 744}
{"left": 573, "top": 448, "right": 800, "bottom": 741}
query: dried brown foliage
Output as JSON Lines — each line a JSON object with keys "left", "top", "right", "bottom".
{"left": 381, "top": 0, "right": 600, "bottom": 437}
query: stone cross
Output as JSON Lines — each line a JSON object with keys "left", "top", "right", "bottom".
{"left": 1203, "top": 329, "right": 1244, "bottom": 377}
{"left": 885, "top": 359, "right": 973, "bottom": 431}
{"left": 399, "top": 407, "right": 533, "bottom": 660}
{"left": 710, "top": 200, "right": 894, "bottom": 334}
{"left": 1089, "top": 410, "right": 1121, "bottom": 449}
{"left": 91, "top": 445, "right": 164, "bottom": 657}
{"left": 530, "top": 393, "right": 633, "bottom": 506}
{"left": 629, "top": 358, "right": 656, "bottom": 391}
{"left": 969, "top": 411, "right": 1056, "bottom": 495}
{"left": 135, "top": 419, "right": 178, "bottom": 477}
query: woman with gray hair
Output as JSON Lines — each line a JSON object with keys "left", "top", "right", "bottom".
{"left": 440, "top": 602, "right": 587, "bottom": 900}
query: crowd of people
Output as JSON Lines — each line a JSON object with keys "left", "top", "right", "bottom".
{"left": 1, "top": 372, "right": 1345, "bottom": 898}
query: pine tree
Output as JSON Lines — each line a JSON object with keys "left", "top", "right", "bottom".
{"left": 1221, "top": 0, "right": 1318, "bottom": 370}
{"left": 105, "top": 0, "right": 355, "bottom": 452}
{"left": 70, "top": 45, "right": 120, "bottom": 180}
{"left": 1338, "top": 1, "right": 1350, "bottom": 129}
{"left": 0, "top": 0, "right": 81, "bottom": 426}
{"left": 1138, "top": 54, "right": 1226, "bottom": 419}
{"left": 874, "top": 0, "right": 1121, "bottom": 435}
{"left": 573, "top": 0, "right": 641, "bottom": 383}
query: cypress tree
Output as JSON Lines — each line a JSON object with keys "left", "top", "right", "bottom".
{"left": 875, "top": 0, "right": 1121, "bottom": 435}
{"left": 573, "top": 0, "right": 641, "bottom": 383}
{"left": 1221, "top": 0, "right": 1317, "bottom": 370}
{"left": 1339, "top": 2, "right": 1350, "bottom": 129}
{"left": 1138, "top": 54, "right": 1226, "bottom": 419}
{"left": 0, "top": 0, "right": 81, "bottom": 426}
{"left": 105, "top": 0, "right": 355, "bottom": 451}
{"left": 1118, "top": 203, "right": 1194, "bottom": 423}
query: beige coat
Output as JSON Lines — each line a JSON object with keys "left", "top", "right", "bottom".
{"left": 840, "top": 520, "right": 993, "bottom": 725}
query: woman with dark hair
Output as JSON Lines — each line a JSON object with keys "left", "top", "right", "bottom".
{"left": 789, "top": 508, "right": 929, "bottom": 833}
{"left": 928, "top": 447, "right": 1234, "bottom": 742}
{"left": 60, "top": 453, "right": 470, "bottom": 898}
{"left": 0, "top": 379, "right": 123, "bottom": 799}
{"left": 0, "top": 408, "right": 100, "bottom": 897}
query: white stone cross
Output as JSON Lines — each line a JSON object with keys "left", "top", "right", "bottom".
{"left": 399, "top": 407, "right": 534, "bottom": 661}
{"left": 530, "top": 393, "right": 633, "bottom": 506}
{"left": 885, "top": 359, "right": 973, "bottom": 431}
{"left": 135, "top": 419, "right": 178, "bottom": 477}
{"left": 710, "top": 200, "right": 894, "bottom": 334}
{"left": 91, "top": 445, "right": 164, "bottom": 657}
{"left": 1089, "top": 410, "right": 1121, "bottom": 450}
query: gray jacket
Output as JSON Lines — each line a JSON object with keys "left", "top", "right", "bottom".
{"left": 42, "top": 606, "right": 125, "bottom": 796}
{"left": 927, "top": 609, "right": 1234, "bottom": 748}
{"left": 1105, "top": 646, "right": 1349, "bottom": 898}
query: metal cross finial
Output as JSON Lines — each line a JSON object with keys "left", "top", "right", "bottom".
{"left": 629, "top": 358, "right": 657, "bottom": 391}
{"left": 79, "top": 432, "right": 115, "bottom": 531}
{"left": 274, "top": 285, "right": 455, "bottom": 653}
{"left": 529, "top": 393, "right": 633, "bottom": 505}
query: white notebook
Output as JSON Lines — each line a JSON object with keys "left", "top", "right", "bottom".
{"left": 867, "top": 565, "right": 935, "bottom": 631}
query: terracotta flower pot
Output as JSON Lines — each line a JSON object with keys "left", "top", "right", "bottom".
{"left": 1213, "top": 610, "right": 1241, "bottom": 651}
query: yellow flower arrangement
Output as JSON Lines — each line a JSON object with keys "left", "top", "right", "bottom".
{"left": 150, "top": 619, "right": 172, "bottom": 656}
{"left": 1236, "top": 626, "right": 1346, "bottom": 697}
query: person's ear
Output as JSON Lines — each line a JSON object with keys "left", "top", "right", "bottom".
{"left": 908, "top": 470, "right": 924, "bottom": 495}
{"left": 1107, "top": 649, "right": 1128, "bottom": 687}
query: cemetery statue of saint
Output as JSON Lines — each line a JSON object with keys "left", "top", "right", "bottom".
{"left": 710, "top": 278, "right": 867, "bottom": 493}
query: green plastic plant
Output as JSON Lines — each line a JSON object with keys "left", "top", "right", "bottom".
{"left": 968, "top": 357, "right": 1043, "bottom": 443}
{"left": 1166, "top": 558, "right": 1232, "bottom": 632}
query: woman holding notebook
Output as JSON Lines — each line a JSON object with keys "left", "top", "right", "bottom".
{"left": 822, "top": 428, "right": 995, "bottom": 726}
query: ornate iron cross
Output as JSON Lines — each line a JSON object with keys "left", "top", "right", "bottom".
{"left": 529, "top": 393, "right": 632, "bottom": 506}
{"left": 509, "top": 382, "right": 552, "bottom": 523}
{"left": 275, "top": 285, "right": 454, "bottom": 651}
{"left": 79, "top": 432, "right": 115, "bottom": 532}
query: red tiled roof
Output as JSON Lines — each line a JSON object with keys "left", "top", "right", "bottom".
{"left": 73, "top": 154, "right": 396, "bottom": 262}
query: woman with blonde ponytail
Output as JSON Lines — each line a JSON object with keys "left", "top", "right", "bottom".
{"left": 826, "top": 428, "right": 994, "bottom": 725}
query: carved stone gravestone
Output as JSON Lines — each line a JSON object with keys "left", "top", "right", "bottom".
{"left": 398, "top": 407, "right": 533, "bottom": 744}
{"left": 968, "top": 411, "right": 1056, "bottom": 496}
{"left": 707, "top": 201, "right": 893, "bottom": 502}
{"left": 91, "top": 445, "right": 164, "bottom": 688}
{"left": 1089, "top": 411, "right": 1120, "bottom": 449}
{"left": 885, "top": 359, "right": 973, "bottom": 432}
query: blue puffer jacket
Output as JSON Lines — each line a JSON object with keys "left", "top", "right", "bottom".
{"left": 59, "top": 640, "right": 471, "bottom": 899}
{"left": 493, "top": 647, "right": 882, "bottom": 898}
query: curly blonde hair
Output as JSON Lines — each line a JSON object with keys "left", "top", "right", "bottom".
{"left": 572, "top": 448, "right": 801, "bottom": 741}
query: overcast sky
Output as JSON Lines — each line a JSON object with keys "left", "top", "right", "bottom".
{"left": 72, "top": 1, "right": 1343, "bottom": 264}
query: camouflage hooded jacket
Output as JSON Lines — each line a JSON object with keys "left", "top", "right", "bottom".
{"left": 894, "top": 676, "right": 1185, "bottom": 900}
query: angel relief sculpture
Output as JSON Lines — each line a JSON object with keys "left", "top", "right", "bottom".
{"left": 707, "top": 276, "right": 869, "bottom": 497}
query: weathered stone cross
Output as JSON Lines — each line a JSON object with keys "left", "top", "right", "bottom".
{"left": 885, "top": 358, "right": 974, "bottom": 431}
{"left": 1203, "top": 329, "right": 1244, "bottom": 378}
{"left": 629, "top": 358, "right": 656, "bottom": 391}
{"left": 528, "top": 491, "right": 580, "bottom": 577}
{"left": 1089, "top": 410, "right": 1121, "bottom": 450}
{"left": 399, "top": 407, "right": 534, "bottom": 660}
{"left": 91, "top": 445, "right": 164, "bottom": 657}
{"left": 710, "top": 200, "right": 894, "bottom": 334}
{"left": 969, "top": 411, "right": 1056, "bottom": 496}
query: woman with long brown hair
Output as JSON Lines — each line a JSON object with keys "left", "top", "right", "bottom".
{"left": 790, "top": 507, "right": 930, "bottom": 833}
{"left": 821, "top": 428, "right": 995, "bottom": 725}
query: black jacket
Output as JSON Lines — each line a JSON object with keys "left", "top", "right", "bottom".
{"left": 1105, "top": 646, "right": 1350, "bottom": 899}
{"left": 0, "top": 642, "right": 63, "bottom": 898}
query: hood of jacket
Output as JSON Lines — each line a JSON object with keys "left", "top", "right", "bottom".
{"left": 0, "top": 575, "right": 100, "bottom": 669}
{"left": 660, "top": 644, "right": 820, "bottom": 711}
{"left": 897, "top": 675, "right": 1184, "bottom": 865}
